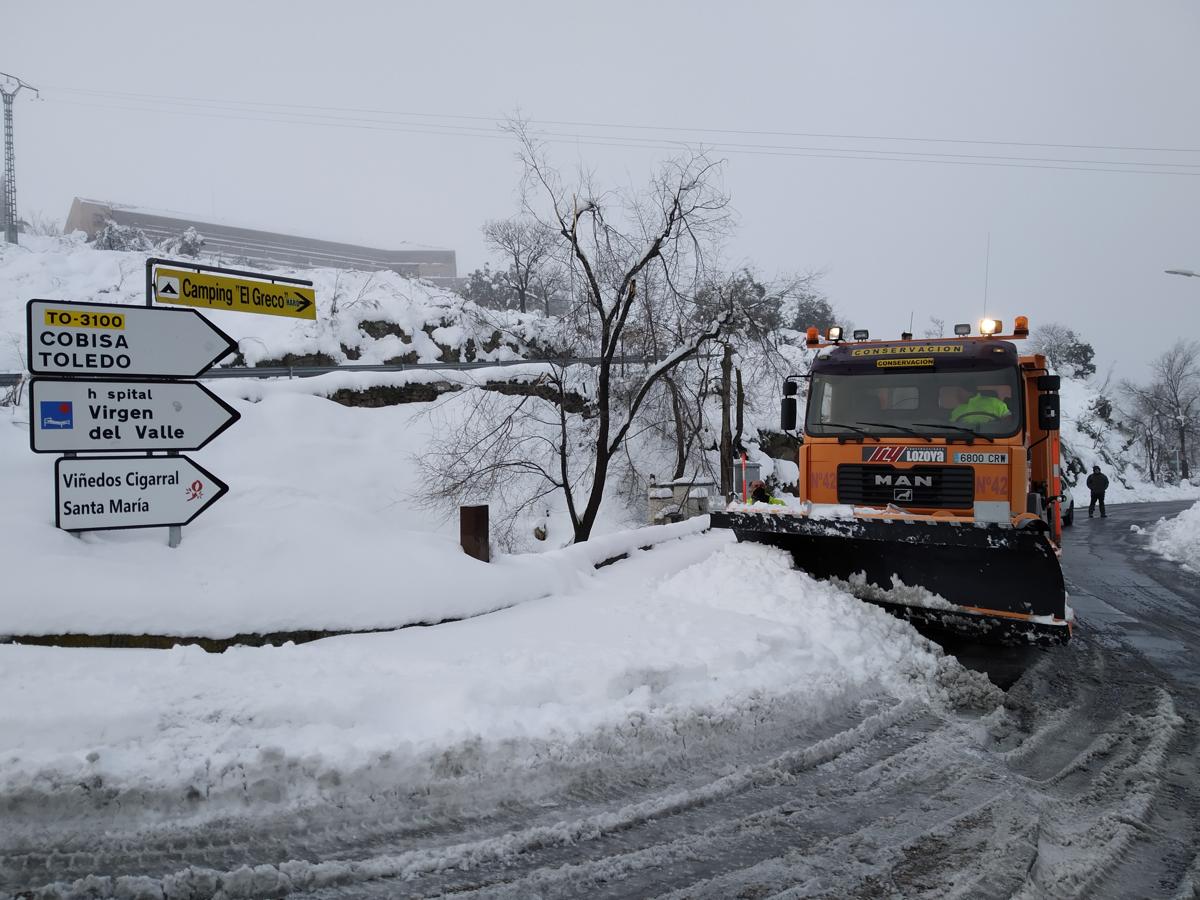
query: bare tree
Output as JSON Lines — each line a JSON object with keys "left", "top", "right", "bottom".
{"left": 417, "top": 370, "right": 584, "bottom": 550}
{"left": 1122, "top": 339, "right": 1200, "bottom": 481}
{"left": 420, "top": 122, "right": 731, "bottom": 544}
{"left": 21, "top": 210, "right": 61, "bottom": 237}
{"left": 922, "top": 316, "right": 945, "bottom": 339}
{"left": 483, "top": 217, "right": 562, "bottom": 314}
{"left": 1119, "top": 388, "right": 1171, "bottom": 483}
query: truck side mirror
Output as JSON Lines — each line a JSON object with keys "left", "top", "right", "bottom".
{"left": 1037, "top": 375, "right": 1061, "bottom": 391}
{"left": 781, "top": 380, "right": 799, "bottom": 431}
{"left": 781, "top": 397, "right": 798, "bottom": 432}
{"left": 1038, "top": 393, "right": 1060, "bottom": 431}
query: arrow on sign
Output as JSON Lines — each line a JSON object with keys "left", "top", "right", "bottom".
{"left": 26, "top": 300, "right": 238, "bottom": 379}
{"left": 55, "top": 455, "right": 229, "bottom": 532}
{"left": 29, "top": 378, "right": 241, "bottom": 454}
{"left": 293, "top": 292, "right": 312, "bottom": 315}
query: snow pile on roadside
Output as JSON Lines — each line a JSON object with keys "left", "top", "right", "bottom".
{"left": 1145, "top": 500, "right": 1200, "bottom": 571}
{"left": 0, "top": 539, "right": 978, "bottom": 823}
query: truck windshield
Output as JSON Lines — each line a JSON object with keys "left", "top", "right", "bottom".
{"left": 806, "top": 367, "right": 1023, "bottom": 438}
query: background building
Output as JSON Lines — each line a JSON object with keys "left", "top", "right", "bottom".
{"left": 64, "top": 198, "right": 456, "bottom": 285}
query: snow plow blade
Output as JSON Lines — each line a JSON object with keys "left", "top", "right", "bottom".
{"left": 710, "top": 510, "right": 1070, "bottom": 646}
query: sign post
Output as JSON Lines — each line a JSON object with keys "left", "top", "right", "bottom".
{"left": 26, "top": 298, "right": 242, "bottom": 546}
{"left": 28, "top": 261, "right": 315, "bottom": 547}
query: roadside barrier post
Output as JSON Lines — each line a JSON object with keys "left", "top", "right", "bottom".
{"left": 460, "top": 505, "right": 490, "bottom": 562}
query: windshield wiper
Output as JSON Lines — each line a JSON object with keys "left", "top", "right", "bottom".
{"left": 815, "top": 421, "right": 872, "bottom": 437}
{"left": 912, "top": 423, "right": 994, "bottom": 443}
{"left": 857, "top": 421, "right": 932, "bottom": 442}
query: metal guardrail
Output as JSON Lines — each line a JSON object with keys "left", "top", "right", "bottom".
{"left": 200, "top": 359, "right": 591, "bottom": 380}
{"left": 0, "top": 356, "right": 654, "bottom": 385}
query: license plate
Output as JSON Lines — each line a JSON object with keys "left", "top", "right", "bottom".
{"left": 954, "top": 452, "right": 1009, "bottom": 465}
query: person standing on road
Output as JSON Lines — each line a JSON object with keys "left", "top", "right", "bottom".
{"left": 1086, "top": 465, "right": 1109, "bottom": 518}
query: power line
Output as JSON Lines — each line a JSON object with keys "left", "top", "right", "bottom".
{"left": 44, "top": 83, "right": 1200, "bottom": 156}
{"left": 47, "top": 92, "right": 1200, "bottom": 173}
{"left": 37, "top": 91, "right": 1200, "bottom": 178}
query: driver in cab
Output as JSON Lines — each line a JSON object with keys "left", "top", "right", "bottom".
{"left": 950, "top": 388, "right": 1011, "bottom": 427}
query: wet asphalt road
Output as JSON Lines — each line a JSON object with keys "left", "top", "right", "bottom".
{"left": 1063, "top": 499, "right": 1200, "bottom": 691}
{"left": 5, "top": 500, "right": 1200, "bottom": 899}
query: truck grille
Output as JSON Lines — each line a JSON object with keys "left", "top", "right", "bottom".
{"left": 836, "top": 465, "right": 974, "bottom": 509}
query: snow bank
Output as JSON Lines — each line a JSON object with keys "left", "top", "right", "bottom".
{"left": 1146, "top": 500, "right": 1200, "bottom": 571}
{"left": 0, "top": 539, "right": 972, "bottom": 822}
{"left": 0, "top": 385, "right": 695, "bottom": 638}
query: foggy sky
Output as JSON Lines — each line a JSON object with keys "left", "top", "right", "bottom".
{"left": 5, "top": 1, "right": 1199, "bottom": 381}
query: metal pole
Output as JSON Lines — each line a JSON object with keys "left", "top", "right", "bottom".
{"left": 63, "top": 451, "right": 82, "bottom": 540}
{"left": 2, "top": 90, "right": 16, "bottom": 244}
{"left": 166, "top": 449, "right": 184, "bottom": 548}
{"left": 0, "top": 73, "right": 38, "bottom": 245}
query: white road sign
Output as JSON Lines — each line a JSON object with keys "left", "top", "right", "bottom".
{"left": 26, "top": 299, "right": 237, "bottom": 378}
{"left": 30, "top": 379, "right": 241, "bottom": 453}
{"left": 55, "top": 455, "right": 229, "bottom": 532}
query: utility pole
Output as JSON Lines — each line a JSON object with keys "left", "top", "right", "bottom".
{"left": 1, "top": 72, "right": 38, "bottom": 245}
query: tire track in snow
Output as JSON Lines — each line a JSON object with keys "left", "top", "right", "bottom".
{"left": 3, "top": 698, "right": 924, "bottom": 900}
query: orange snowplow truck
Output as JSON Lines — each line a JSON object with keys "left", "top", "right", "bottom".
{"left": 711, "top": 317, "right": 1071, "bottom": 644}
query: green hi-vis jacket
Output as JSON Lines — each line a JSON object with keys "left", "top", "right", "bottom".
{"left": 950, "top": 394, "right": 1010, "bottom": 426}
{"left": 751, "top": 493, "right": 787, "bottom": 506}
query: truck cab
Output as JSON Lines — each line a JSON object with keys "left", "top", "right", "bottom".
{"left": 785, "top": 319, "right": 1064, "bottom": 544}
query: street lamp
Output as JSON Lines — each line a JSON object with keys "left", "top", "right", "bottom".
{"left": 1165, "top": 269, "right": 1199, "bottom": 278}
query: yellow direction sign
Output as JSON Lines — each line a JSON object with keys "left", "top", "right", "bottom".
{"left": 153, "top": 267, "right": 316, "bottom": 320}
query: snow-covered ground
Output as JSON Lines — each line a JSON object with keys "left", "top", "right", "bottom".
{"left": 1142, "top": 499, "right": 1200, "bottom": 571}
{"left": 0, "top": 538, "right": 971, "bottom": 825}
{"left": 0, "top": 378, "right": 678, "bottom": 637}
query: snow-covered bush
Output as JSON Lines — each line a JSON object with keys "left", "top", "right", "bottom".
{"left": 157, "top": 225, "right": 205, "bottom": 257}
{"left": 91, "top": 218, "right": 153, "bottom": 252}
